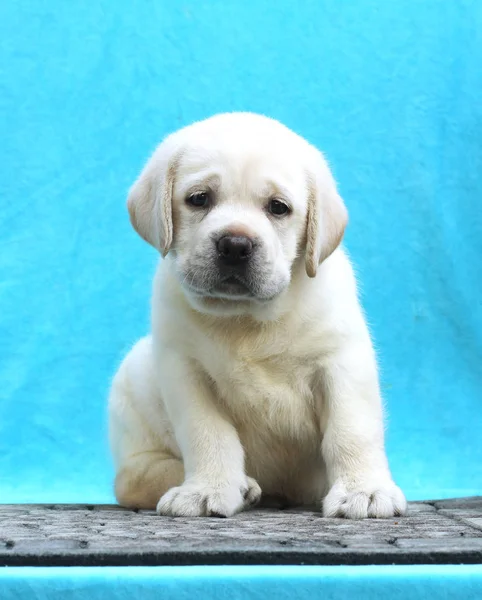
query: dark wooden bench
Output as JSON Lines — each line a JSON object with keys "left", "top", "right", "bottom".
{"left": 1, "top": 497, "right": 481, "bottom": 567}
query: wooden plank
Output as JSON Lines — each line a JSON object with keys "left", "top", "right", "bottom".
{"left": 0, "top": 499, "right": 481, "bottom": 567}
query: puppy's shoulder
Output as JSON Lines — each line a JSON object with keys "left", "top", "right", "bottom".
{"left": 295, "top": 248, "right": 369, "bottom": 343}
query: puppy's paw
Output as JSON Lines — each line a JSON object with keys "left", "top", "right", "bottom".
{"left": 323, "top": 478, "right": 407, "bottom": 519}
{"left": 156, "top": 476, "right": 261, "bottom": 517}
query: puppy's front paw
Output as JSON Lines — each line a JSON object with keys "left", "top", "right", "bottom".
{"left": 156, "top": 476, "right": 261, "bottom": 517}
{"left": 323, "top": 478, "right": 407, "bottom": 519}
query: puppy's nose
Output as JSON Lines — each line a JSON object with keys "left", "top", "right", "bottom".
{"left": 217, "top": 235, "right": 253, "bottom": 266}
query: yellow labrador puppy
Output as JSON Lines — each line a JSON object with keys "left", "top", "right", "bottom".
{"left": 108, "top": 113, "right": 406, "bottom": 519}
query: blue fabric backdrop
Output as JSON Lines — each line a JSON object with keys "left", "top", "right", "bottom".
{"left": 1, "top": 0, "right": 481, "bottom": 504}
{"left": 1, "top": 567, "right": 482, "bottom": 600}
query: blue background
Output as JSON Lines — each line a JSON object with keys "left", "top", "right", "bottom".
{"left": 1, "top": 567, "right": 482, "bottom": 600}
{"left": 1, "top": 0, "right": 481, "bottom": 503}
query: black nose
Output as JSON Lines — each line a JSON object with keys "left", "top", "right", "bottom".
{"left": 217, "top": 235, "right": 253, "bottom": 266}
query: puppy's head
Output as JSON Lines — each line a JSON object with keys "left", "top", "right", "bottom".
{"left": 128, "top": 113, "right": 347, "bottom": 314}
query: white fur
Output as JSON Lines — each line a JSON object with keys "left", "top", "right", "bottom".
{"left": 109, "top": 113, "right": 406, "bottom": 519}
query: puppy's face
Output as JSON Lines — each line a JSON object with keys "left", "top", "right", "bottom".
{"left": 172, "top": 142, "right": 308, "bottom": 306}
{"left": 128, "top": 113, "right": 348, "bottom": 315}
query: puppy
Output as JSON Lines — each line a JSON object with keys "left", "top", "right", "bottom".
{"left": 108, "top": 112, "right": 406, "bottom": 519}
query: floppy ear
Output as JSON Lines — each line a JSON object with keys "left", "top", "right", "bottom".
{"left": 127, "top": 142, "right": 181, "bottom": 257}
{"left": 305, "top": 151, "right": 348, "bottom": 277}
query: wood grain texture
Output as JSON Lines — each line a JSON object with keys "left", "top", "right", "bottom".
{"left": 1, "top": 498, "right": 481, "bottom": 566}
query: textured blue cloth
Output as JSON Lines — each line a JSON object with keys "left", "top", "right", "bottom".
{"left": 1, "top": 0, "right": 481, "bottom": 507}
{"left": 1, "top": 567, "right": 482, "bottom": 600}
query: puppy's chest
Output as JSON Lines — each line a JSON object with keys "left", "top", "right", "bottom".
{"left": 200, "top": 337, "right": 320, "bottom": 439}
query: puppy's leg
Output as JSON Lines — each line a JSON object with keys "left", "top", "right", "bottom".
{"left": 320, "top": 343, "right": 407, "bottom": 519}
{"left": 109, "top": 337, "right": 185, "bottom": 510}
{"left": 154, "top": 351, "right": 261, "bottom": 517}
{"left": 115, "top": 453, "right": 184, "bottom": 510}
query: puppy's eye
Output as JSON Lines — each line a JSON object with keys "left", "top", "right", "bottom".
{"left": 268, "top": 199, "right": 290, "bottom": 216}
{"left": 187, "top": 192, "right": 210, "bottom": 208}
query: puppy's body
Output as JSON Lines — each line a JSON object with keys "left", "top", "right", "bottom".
{"left": 109, "top": 113, "right": 406, "bottom": 518}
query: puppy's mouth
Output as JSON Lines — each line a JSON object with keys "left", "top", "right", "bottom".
{"left": 210, "top": 276, "right": 253, "bottom": 299}
{"left": 185, "top": 274, "right": 255, "bottom": 300}
{"left": 179, "top": 261, "right": 282, "bottom": 303}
